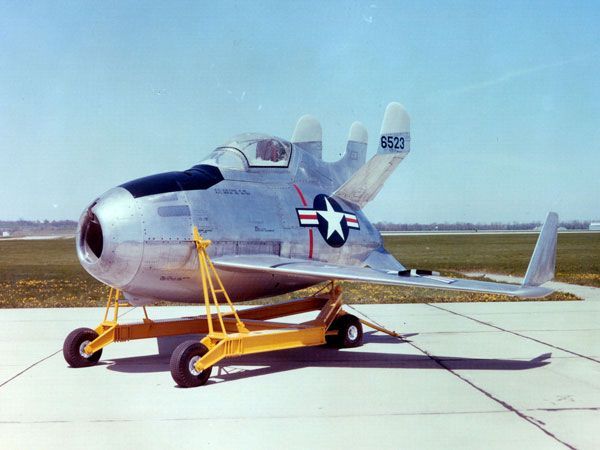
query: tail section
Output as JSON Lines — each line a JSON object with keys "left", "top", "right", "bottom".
{"left": 330, "top": 121, "right": 369, "bottom": 183}
{"left": 378, "top": 102, "right": 411, "bottom": 155}
{"left": 522, "top": 212, "right": 558, "bottom": 287}
{"left": 334, "top": 102, "right": 411, "bottom": 209}
{"left": 292, "top": 115, "right": 323, "bottom": 160}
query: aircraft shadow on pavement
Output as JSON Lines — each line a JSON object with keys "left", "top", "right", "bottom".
{"left": 105, "top": 331, "right": 552, "bottom": 384}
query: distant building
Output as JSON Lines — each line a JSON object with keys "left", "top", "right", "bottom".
{"left": 590, "top": 222, "right": 600, "bottom": 231}
{"left": 1, "top": 231, "right": 10, "bottom": 237}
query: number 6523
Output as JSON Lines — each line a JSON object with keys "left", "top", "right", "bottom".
{"left": 380, "top": 135, "right": 405, "bottom": 150}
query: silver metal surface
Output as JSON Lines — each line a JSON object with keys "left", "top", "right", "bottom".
{"left": 188, "top": 356, "right": 200, "bottom": 376}
{"left": 347, "top": 325, "right": 358, "bottom": 341}
{"left": 212, "top": 254, "right": 555, "bottom": 298}
{"left": 75, "top": 102, "right": 557, "bottom": 305}
{"left": 523, "top": 212, "right": 559, "bottom": 286}
{"left": 79, "top": 341, "right": 91, "bottom": 358}
{"left": 77, "top": 187, "right": 143, "bottom": 288}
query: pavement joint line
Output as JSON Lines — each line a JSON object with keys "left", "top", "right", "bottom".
{"left": 0, "top": 410, "right": 518, "bottom": 425}
{"left": 349, "top": 304, "right": 577, "bottom": 449}
{"left": 0, "top": 407, "right": 598, "bottom": 426}
{"left": 0, "top": 307, "right": 139, "bottom": 390}
{"left": 527, "top": 407, "right": 600, "bottom": 412}
{"left": 432, "top": 309, "right": 597, "bottom": 316}
{"left": 429, "top": 303, "right": 600, "bottom": 364}
{"left": 404, "top": 335, "right": 577, "bottom": 450}
{"left": 418, "top": 327, "right": 600, "bottom": 335}
{"left": 0, "top": 349, "right": 62, "bottom": 389}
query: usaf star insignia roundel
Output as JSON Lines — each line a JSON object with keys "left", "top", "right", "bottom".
{"left": 296, "top": 194, "right": 360, "bottom": 247}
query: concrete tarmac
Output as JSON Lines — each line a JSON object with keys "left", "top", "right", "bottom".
{"left": 1, "top": 289, "right": 599, "bottom": 449}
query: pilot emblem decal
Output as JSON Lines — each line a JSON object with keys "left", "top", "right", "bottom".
{"left": 296, "top": 194, "right": 360, "bottom": 247}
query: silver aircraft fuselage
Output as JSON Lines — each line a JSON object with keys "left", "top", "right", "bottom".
{"left": 78, "top": 134, "right": 381, "bottom": 305}
{"left": 76, "top": 103, "right": 559, "bottom": 304}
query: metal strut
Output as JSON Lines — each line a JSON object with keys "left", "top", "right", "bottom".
{"left": 190, "top": 227, "right": 342, "bottom": 372}
{"left": 83, "top": 287, "right": 133, "bottom": 355}
{"left": 192, "top": 227, "right": 249, "bottom": 336}
{"left": 79, "top": 227, "right": 400, "bottom": 378}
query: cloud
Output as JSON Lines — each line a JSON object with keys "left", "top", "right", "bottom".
{"left": 446, "top": 54, "right": 593, "bottom": 95}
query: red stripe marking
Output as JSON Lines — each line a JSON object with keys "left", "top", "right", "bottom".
{"left": 292, "top": 183, "right": 313, "bottom": 259}
{"left": 299, "top": 213, "right": 318, "bottom": 219}
{"left": 293, "top": 183, "right": 308, "bottom": 207}
{"left": 346, "top": 217, "right": 358, "bottom": 223}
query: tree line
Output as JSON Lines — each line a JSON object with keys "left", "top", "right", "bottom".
{"left": 0, "top": 220, "right": 78, "bottom": 235}
{"left": 373, "top": 220, "right": 592, "bottom": 231}
{"left": 0, "top": 219, "right": 594, "bottom": 235}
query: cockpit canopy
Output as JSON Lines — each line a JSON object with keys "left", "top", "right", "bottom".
{"left": 202, "top": 133, "right": 292, "bottom": 170}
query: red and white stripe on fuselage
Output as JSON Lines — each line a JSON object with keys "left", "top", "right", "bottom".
{"left": 297, "top": 210, "right": 319, "bottom": 226}
{"left": 297, "top": 209, "right": 360, "bottom": 229}
{"left": 344, "top": 213, "right": 360, "bottom": 229}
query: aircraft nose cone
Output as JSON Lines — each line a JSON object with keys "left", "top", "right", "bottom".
{"left": 77, "top": 187, "right": 143, "bottom": 288}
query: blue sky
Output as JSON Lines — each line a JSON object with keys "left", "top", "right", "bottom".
{"left": 1, "top": 1, "right": 599, "bottom": 222}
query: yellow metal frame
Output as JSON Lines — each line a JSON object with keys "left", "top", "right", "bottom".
{"left": 81, "top": 226, "right": 401, "bottom": 372}
{"left": 190, "top": 226, "right": 340, "bottom": 371}
{"left": 192, "top": 227, "right": 249, "bottom": 336}
{"left": 83, "top": 287, "right": 134, "bottom": 355}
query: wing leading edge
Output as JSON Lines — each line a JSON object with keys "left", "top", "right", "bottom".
{"left": 212, "top": 212, "right": 559, "bottom": 299}
{"left": 213, "top": 255, "right": 552, "bottom": 298}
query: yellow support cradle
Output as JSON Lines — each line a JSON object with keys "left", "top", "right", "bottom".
{"left": 82, "top": 288, "right": 132, "bottom": 356}
{"left": 190, "top": 227, "right": 336, "bottom": 373}
{"left": 68, "top": 225, "right": 401, "bottom": 387}
{"left": 192, "top": 226, "right": 249, "bottom": 337}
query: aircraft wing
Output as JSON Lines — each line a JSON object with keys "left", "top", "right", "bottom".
{"left": 213, "top": 212, "right": 559, "bottom": 299}
{"left": 213, "top": 255, "right": 552, "bottom": 298}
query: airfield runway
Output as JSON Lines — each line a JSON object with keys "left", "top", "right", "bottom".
{"left": 1, "top": 285, "right": 598, "bottom": 449}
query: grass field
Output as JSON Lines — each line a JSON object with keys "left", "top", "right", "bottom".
{"left": 1, "top": 233, "right": 596, "bottom": 308}
{"left": 383, "top": 232, "right": 600, "bottom": 287}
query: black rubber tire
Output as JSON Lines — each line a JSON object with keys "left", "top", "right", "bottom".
{"left": 63, "top": 327, "right": 103, "bottom": 368}
{"left": 170, "top": 340, "right": 212, "bottom": 388}
{"left": 326, "top": 314, "right": 363, "bottom": 348}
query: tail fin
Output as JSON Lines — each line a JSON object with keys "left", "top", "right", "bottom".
{"left": 292, "top": 115, "right": 323, "bottom": 160}
{"left": 522, "top": 212, "right": 558, "bottom": 287}
{"left": 331, "top": 121, "right": 368, "bottom": 183}
{"left": 334, "top": 102, "right": 411, "bottom": 209}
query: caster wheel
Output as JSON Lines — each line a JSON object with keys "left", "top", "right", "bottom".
{"left": 63, "top": 327, "right": 103, "bottom": 367}
{"left": 170, "top": 340, "right": 212, "bottom": 388}
{"left": 326, "top": 314, "right": 363, "bottom": 348}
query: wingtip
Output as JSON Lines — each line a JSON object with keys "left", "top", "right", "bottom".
{"left": 522, "top": 212, "right": 559, "bottom": 287}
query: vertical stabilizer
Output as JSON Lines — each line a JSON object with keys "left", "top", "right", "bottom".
{"left": 331, "top": 121, "right": 368, "bottom": 183}
{"left": 292, "top": 115, "right": 322, "bottom": 160}
{"left": 522, "top": 212, "right": 559, "bottom": 287}
{"left": 378, "top": 102, "right": 410, "bottom": 154}
{"left": 333, "top": 102, "right": 411, "bottom": 209}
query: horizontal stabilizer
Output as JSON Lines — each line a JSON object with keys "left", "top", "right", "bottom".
{"left": 522, "top": 212, "right": 558, "bottom": 287}
{"left": 333, "top": 102, "right": 411, "bottom": 209}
